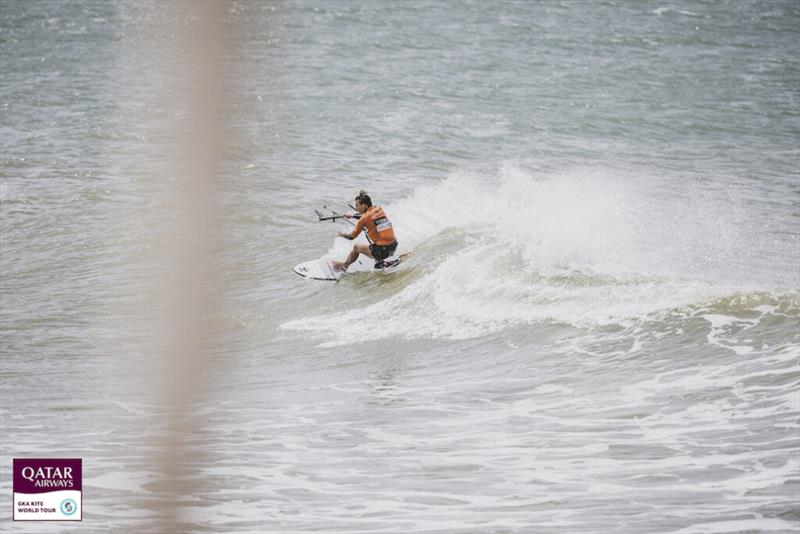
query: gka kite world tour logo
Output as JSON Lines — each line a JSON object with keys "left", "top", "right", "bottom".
{"left": 13, "top": 458, "right": 82, "bottom": 521}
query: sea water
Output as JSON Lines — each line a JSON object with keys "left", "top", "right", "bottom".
{"left": 1, "top": 1, "right": 798, "bottom": 532}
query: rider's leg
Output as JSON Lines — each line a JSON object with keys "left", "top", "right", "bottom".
{"left": 332, "top": 244, "right": 372, "bottom": 271}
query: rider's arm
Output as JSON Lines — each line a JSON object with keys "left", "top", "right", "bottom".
{"left": 340, "top": 216, "right": 366, "bottom": 239}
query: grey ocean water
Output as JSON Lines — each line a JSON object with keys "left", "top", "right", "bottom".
{"left": 1, "top": 0, "right": 799, "bottom": 532}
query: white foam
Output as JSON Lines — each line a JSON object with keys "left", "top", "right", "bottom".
{"left": 673, "top": 518, "right": 799, "bottom": 533}
{"left": 287, "top": 165, "right": 772, "bottom": 344}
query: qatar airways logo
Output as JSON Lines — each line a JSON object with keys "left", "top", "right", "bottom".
{"left": 13, "top": 459, "right": 82, "bottom": 521}
{"left": 20, "top": 465, "right": 75, "bottom": 488}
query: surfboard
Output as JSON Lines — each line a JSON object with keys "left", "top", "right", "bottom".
{"left": 292, "top": 253, "right": 407, "bottom": 281}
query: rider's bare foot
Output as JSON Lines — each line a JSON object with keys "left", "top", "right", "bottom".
{"left": 330, "top": 260, "right": 346, "bottom": 272}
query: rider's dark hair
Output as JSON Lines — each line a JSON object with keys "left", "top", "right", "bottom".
{"left": 356, "top": 190, "right": 372, "bottom": 207}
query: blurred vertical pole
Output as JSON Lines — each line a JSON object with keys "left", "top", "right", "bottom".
{"left": 154, "top": 1, "right": 232, "bottom": 531}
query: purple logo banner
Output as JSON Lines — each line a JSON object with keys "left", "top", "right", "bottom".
{"left": 13, "top": 459, "right": 82, "bottom": 495}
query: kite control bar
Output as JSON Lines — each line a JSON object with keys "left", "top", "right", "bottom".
{"left": 314, "top": 209, "right": 346, "bottom": 222}
{"left": 315, "top": 206, "right": 359, "bottom": 225}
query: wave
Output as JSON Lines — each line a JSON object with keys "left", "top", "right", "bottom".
{"left": 283, "top": 164, "right": 799, "bottom": 345}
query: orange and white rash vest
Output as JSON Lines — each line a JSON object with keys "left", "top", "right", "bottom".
{"left": 346, "top": 206, "right": 396, "bottom": 246}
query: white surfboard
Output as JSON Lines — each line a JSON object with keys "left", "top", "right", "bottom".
{"left": 292, "top": 254, "right": 405, "bottom": 281}
{"left": 292, "top": 257, "right": 339, "bottom": 281}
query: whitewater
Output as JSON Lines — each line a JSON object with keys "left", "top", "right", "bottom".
{"left": 283, "top": 164, "right": 797, "bottom": 346}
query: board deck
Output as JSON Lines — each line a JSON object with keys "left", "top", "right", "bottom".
{"left": 293, "top": 253, "right": 407, "bottom": 281}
